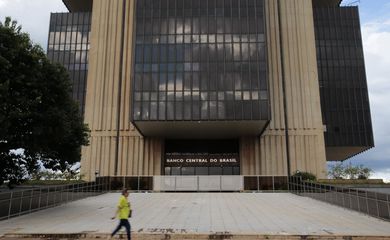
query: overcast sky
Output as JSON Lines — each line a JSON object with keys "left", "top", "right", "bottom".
{"left": 1, "top": 0, "right": 389, "bottom": 180}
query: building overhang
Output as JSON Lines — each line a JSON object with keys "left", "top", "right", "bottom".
{"left": 133, "top": 120, "right": 270, "bottom": 139}
{"left": 61, "top": 0, "right": 342, "bottom": 13}
{"left": 63, "top": 0, "right": 92, "bottom": 12}
{"left": 326, "top": 146, "right": 373, "bottom": 161}
{"left": 312, "top": 0, "right": 342, "bottom": 7}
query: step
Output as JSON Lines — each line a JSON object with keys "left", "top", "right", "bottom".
{"left": 2, "top": 233, "right": 390, "bottom": 240}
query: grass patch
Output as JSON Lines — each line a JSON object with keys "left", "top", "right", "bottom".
{"left": 317, "top": 179, "right": 387, "bottom": 185}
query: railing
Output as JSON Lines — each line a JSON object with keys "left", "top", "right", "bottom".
{"left": 96, "top": 176, "right": 153, "bottom": 191}
{"left": 289, "top": 176, "right": 390, "bottom": 221}
{"left": 98, "top": 176, "right": 288, "bottom": 192}
{"left": 244, "top": 176, "right": 288, "bottom": 191}
{"left": 154, "top": 176, "right": 243, "bottom": 191}
{"left": 0, "top": 181, "right": 107, "bottom": 221}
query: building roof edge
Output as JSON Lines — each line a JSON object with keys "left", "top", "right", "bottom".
{"left": 62, "top": 0, "right": 92, "bottom": 12}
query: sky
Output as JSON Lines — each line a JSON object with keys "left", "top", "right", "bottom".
{"left": 0, "top": 0, "right": 389, "bottom": 180}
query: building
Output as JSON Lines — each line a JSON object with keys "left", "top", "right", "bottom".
{"left": 47, "top": 0, "right": 374, "bottom": 181}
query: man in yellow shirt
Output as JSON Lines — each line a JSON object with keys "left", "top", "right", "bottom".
{"left": 110, "top": 188, "right": 131, "bottom": 240}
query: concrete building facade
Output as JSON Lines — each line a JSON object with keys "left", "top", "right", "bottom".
{"left": 48, "top": 0, "right": 373, "bottom": 181}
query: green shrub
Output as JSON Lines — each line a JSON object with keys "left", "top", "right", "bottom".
{"left": 293, "top": 171, "right": 317, "bottom": 181}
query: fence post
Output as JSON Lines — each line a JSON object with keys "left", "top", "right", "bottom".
{"left": 174, "top": 176, "right": 177, "bottom": 192}
{"left": 66, "top": 185, "right": 70, "bottom": 203}
{"left": 72, "top": 184, "right": 75, "bottom": 201}
{"left": 387, "top": 194, "right": 390, "bottom": 220}
{"left": 348, "top": 188, "right": 352, "bottom": 209}
{"left": 8, "top": 192, "right": 13, "bottom": 219}
{"left": 29, "top": 190, "right": 33, "bottom": 213}
{"left": 38, "top": 188, "right": 42, "bottom": 209}
{"left": 46, "top": 187, "right": 50, "bottom": 208}
{"left": 138, "top": 176, "right": 140, "bottom": 192}
{"left": 60, "top": 186, "right": 63, "bottom": 203}
{"left": 323, "top": 184, "right": 326, "bottom": 201}
{"left": 375, "top": 192, "right": 380, "bottom": 218}
{"left": 53, "top": 186, "right": 57, "bottom": 206}
{"left": 219, "top": 176, "right": 222, "bottom": 192}
{"left": 357, "top": 190, "right": 361, "bottom": 212}
{"left": 272, "top": 176, "right": 275, "bottom": 192}
{"left": 18, "top": 191, "right": 24, "bottom": 216}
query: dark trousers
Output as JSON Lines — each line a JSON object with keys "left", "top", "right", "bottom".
{"left": 112, "top": 219, "right": 131, "bottom": 240}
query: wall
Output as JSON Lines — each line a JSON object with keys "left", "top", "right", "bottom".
{"left": 81, "top": 0, "right": 327, "bottom": 180}
{"left": 240, "top": 0, "right": 327, "bottom": 178}
{"left": 81, "top": 0, "right": 162, "bottom": 181}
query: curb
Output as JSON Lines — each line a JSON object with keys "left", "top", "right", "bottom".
{"left": 2, "top": 233, "right": 390, "bottom": 240}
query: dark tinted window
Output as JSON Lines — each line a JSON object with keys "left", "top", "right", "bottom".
{"left": 47, "top": 12, "right": 91, "bottom": 116}
{"left": 133, "top": 0, "right": 268, "bottom": 121}
{"left": 314, "top": 7, "right": 373, "bottom": 148}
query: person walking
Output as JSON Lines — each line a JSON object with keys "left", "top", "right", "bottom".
{"left": 109, "top": 188, "right": 131, "bottom": 240}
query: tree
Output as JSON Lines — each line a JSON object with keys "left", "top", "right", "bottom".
{"left": 0, "top": 17, "right": 90, "bottom": 186}
{"left": 357, "top": 165, "right": 372, "bottom": 180}
{"left": 344, "top": 163, "right": 360, "bottom": 180}
{"left": 328, "top": 162, "right": 346, "bottom": 179}
{"left": 328, "top": 162, "right": 373, "bottom": 180}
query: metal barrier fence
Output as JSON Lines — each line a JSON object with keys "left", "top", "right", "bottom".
{"left": 98, "top": 175, "right": 288, "bottom": 192}
{"left": 289, "top": 176, "right": 390, "bottom": 221}
{"left": 244, "top": 176, "right": 288, "bottom": 191}
{"left": 0, "top": 181, "right": 107, "bottom": 221}
{"left": 154, "top": 176, "right": 243, "bottom": 191}
{"left": 96, "top": 176, "right": 153, "bottom": 191}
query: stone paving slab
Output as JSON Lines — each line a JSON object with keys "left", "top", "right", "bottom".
{"left": 0, "top": 193, "right": 389, "bottom": 237}
{"left": 2, "top": 233, "right": 390, "bottom": 240}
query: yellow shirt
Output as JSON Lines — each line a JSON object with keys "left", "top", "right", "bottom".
{"left": 117, "top": 195, "right": 131, "bottom": 219}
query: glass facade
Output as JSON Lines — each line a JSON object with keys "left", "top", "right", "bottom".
{"left": 133, "top": 0, "right": 268, "bottom": 121}
{"left": 314, "top": 7, "right": 374, "bottom": 148}
{"left": 47, "top": 12, "right": 91, "bottom": 115}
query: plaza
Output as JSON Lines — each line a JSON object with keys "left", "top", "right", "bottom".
{"left": 1, "top": 193, "right": 390, "bottom": 239}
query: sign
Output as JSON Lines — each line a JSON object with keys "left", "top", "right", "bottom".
{"left": 165, "top": 153, "right": 240, "bottom": 167}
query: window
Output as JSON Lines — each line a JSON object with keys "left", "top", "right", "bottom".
{"left": 47, "top": 12, "right": 91, "bottom": 115}
{"left": 133, "top": 0, "right": 268, "bottom": 121}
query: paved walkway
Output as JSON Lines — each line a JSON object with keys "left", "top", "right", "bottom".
{"left": 0, "top": 193, "right": 389, "bottom": 236}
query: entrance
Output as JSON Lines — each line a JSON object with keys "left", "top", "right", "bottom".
{"left": 164, "top": 139, "right": 240, "bottom": 175}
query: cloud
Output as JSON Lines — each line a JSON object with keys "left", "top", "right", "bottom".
{"left": 0, "top": 0, "right": 7, "bottom": 8}
{"left": 371, "top": 169, "right": 390, "bottom": 183}
{"left": 0, "top": 0, "right": 67, "bottom": 50}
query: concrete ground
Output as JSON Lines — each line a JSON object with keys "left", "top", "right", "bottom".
{"left": 0, "top": 193, "right": 390, "bottom": 237}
